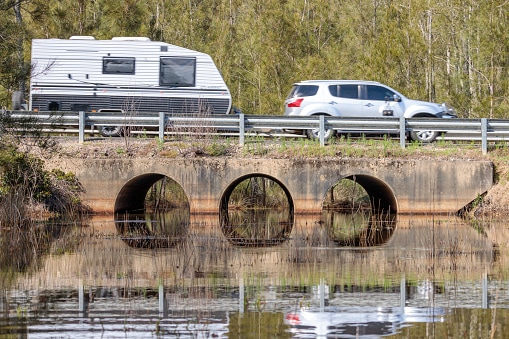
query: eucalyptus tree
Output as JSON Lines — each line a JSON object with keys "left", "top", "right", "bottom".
{"left": 453, "top": 0, "right": 509, "bottom": 118}
{"left": 4, "top": 0, "right": 509, "bottom": 118}
{"left": 0, "top": 0, "right": 32, "bottom": 107}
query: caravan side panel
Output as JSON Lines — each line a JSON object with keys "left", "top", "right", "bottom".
{"left": 30, "top": 38, "right": 232, "bottom": 114}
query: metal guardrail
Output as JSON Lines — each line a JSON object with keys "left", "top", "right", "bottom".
{"left": 5, "top": 110, "right": 509, "bottom": 154}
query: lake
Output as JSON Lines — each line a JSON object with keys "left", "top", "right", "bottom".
{"left": 0, "top": 211, "right": 508, "bottom": 338}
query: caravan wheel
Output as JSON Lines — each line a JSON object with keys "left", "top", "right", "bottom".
{"left": 100, "top": 126, "right": 123, "bottom": 137}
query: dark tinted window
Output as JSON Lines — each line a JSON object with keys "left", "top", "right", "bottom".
{"left": 160, "top": 57, "right": 196, "bottom": 87}
{"left": 329, "top": 85, "right": 359, "bottom": 99}
{"left": 366, "top": 85, "right": 395, "bottom": 101}
{"left": 47, "top": 101, "right": 60, "bottom": 111}
{"left": 103, "top": 57, "right": 135, "bottom": 74}
{"left": 71, "top": 104, "right": 90, "bottom": 111}
{"left": 287, "top": 85, "right": 319, "bottom": 99}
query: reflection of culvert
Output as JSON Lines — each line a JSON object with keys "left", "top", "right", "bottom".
{"left": 325, "top": 211, "right": 397, "bottom": 247}
{"left": 221, "top": 210, "right": 294, "bottom": 247}
{"left": 115, "top": 211, "right": 189, "bottom": 249}
{"left": 219, "top": 175, "right": 294, "bottom": 247}
{"left": 324, "top": 175, "right": 398, "bottom": 214}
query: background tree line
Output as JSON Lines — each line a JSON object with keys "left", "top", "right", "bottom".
{"left": 1, "top": 0, "right": 509, "bottom": 118}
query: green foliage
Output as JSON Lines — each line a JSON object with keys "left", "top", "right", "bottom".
{"left": 204, "top": 141, "right": 230, "bottom": 156}
{"left": 3, "top": 0, "right": 509, "bottom": 117}
{"left": 229, "top": 177, "right": 288, "bottom": 209}
{"left": 145, "top": 177, "right": 189, "bottom": 211}
{"left": 0, "top": 147, "right": 88, "bottom": 220}
{"left": 47, "top": 169, "right": 87, "bottom": 208}
{"left": 324, "top": 178, "right": 370, "bottom": 211}
{"left": 0, "top": 147, "right": 51, "bottom": 202}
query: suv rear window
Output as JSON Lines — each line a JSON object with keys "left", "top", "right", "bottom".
{"left": 329, "top": 85, "right": 359, "bottom": 99}
{"left": 287, "top": 85, "right": 319, "bottom": 99}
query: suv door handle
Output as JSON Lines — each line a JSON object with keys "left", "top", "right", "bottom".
{"left": 329, "top": 101, "right": 337, "bottom": 105}
{"left": 365, "top": 103, "right": 374, "bottom": 107}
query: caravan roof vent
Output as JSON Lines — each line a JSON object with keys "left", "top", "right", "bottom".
{"left": 111, "top": 37, "right": 151, "bottom": 41}
{"left": 69, "top": 36, "right": 96, "bottom": 40}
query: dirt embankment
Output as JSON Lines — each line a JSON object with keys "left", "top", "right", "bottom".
{"left": 34, "top": 137, "right": 509, "bottom": 217}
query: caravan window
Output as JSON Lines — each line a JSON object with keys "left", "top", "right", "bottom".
{"left": 160, "top": 57, "right": 196, "bottom": 87}
{"left": 103, "top": 57, "right": 135, "bottom": 74}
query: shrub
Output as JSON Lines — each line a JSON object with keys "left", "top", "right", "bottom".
{"left": 0, "top": 146, "right": 52, "bottom": 202}
{"left": 0, "top": 148, "right": 89, "bottom": 225}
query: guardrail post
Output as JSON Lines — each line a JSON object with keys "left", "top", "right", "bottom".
{"left": 158, "top": 112, "right": 165, "bottom": 141}
{"left": 400, "top": 276, "right": 406, "bottom": 310}
{"left": 319, "top": 115, "right": 325, "bottom": 147}
{"left": 78, "top": 280, "right": 85, "bottom": 313}
{"left": 159, "top": 284, "right": 168, "bottom": 316}
{"left": 239, "top": 113, "right": 245, "bottom": 146}
{"left": 481, "top": 118, "right": 488, "bottom": 155}
{"left": 239, "top": 278, "right": 245, "bottom": 314}
{"left": 399, "top": 117, "right": 406, "bottom": 149}
{"left": 319, "top": 278, "right": 326, "bottom": 312}
{"left": 78, "top": 111, "right": 85, "bottom": 143}
{"left": 482, "top": 273, "right": 489, "bottom": 308}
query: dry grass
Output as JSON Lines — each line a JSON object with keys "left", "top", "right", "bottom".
{"left": 48, "top": 135, "right": 491, "bottom": 161}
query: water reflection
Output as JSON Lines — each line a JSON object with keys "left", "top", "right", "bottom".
{"left": 284, "top": 306, "right": 447, "bottom": 337}
{"left": 116, "top": 191, "right": 396, "bottom": 248}
{"left": 221, "top": 209, "right": 294, "bottom": 247}
{"left": 114, "top": 209, "right": 396, "bottom": 248}
{"left": 323, "top": 211, "right": 396, "bottom": 246}
{"left": 0, "top": 214, "right": 504, "bottom": 337}
{"left": 0, "top": 220, "right": 80, "bottom": 275}
{"left": 115, "top": 210, "right": 189, "bottom": 248}
{"left": 2, "top": 278, "right": 507, "bottom": 338}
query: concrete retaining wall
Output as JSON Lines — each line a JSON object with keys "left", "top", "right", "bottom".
{"left": 45, "top": 157, "right": 493, "bottom": 215}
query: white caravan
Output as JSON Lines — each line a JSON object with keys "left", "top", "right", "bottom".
{"left": 29, "top": 36, "right": 232, "bottom": 136}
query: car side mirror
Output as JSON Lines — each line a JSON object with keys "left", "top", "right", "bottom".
{"left": 385, "top": 94, "right": 401, "bottom": 102}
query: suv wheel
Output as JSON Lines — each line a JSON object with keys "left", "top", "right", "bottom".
{"left": 409, "top": 130, "right": 438, "bottom": 143}
{"left": 306, "top": 127, "right": 335, "bottom": 141}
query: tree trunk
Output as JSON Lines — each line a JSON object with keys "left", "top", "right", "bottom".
{"left": 14, "top": 0, "right": 25, "bottom": 102}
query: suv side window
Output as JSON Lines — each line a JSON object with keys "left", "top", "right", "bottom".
{"left": 366, "top": 85, "right": 396, "bottom": 101}
{"left": 329, "top": 85, "right": 359, "bottom": 99}
{"left": 287, "top": 85, "right": 318, "bottom": 98}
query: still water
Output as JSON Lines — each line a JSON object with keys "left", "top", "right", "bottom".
{"left": 0, "top": 211, "right": 508, "bottom": 338}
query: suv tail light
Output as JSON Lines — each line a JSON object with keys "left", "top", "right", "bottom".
{"left": 285, "top": 313, "right": 301, "bottom": 325}
{"left": 287, "top": 98, "right": 304, "bottom": 108}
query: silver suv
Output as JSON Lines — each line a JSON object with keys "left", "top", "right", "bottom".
{"left": 284, "top": 80, "right": 457, "bottom": 142}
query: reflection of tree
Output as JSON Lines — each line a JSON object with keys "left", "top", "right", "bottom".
{"left": 229, "top": 312, "right": 289, "bottom": 337}
{"left": 222, "top": 210, "right": 292, "bottom": 247}
{"left": 325, "top": 211, "right": 396, "bottom": 247}
{"left": 0, "top": 221, "right": 80, "bottom": 287}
